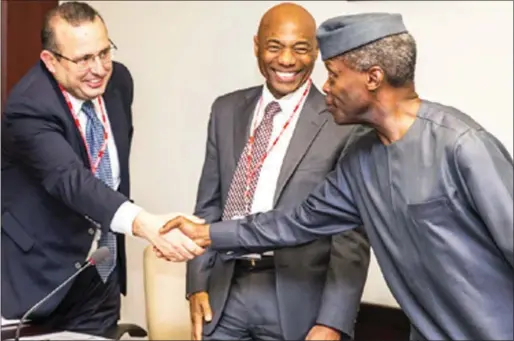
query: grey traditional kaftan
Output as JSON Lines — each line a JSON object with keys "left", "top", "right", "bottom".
{"left": 210, "top": 99, "right": 514, "bottom": 340}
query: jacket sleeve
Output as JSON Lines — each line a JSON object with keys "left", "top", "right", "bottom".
{"left": 315, "top": 227, "right": 370, "bottom": 337}
{"left": 2, "top": 97, "right": 127, "bottom": 233}
{"left": 186, "top": 99, "right": 223, "bottom": 296}
{"left": 210, "top": 153, "right": 363, "bottom": 252}
{"left": 454, "top": 129, "right": 513, "bottom": 267}
{"left": 316, "top": 128, "right": 371, "bottom": 338}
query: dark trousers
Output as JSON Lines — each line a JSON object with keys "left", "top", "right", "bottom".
{"left": 203, "top": 265, "right": 283, "bottom": 341}
{"left": 34, "top": 265, "right": 121, "bottom": 337}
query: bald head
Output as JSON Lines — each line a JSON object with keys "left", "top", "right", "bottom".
{"left": 254, "top": 2, "right": 318, "bottom": 98}
{"left": 257, "top": 2, "right": 316, "bottom": 40}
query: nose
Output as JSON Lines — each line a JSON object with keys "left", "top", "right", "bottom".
{"left": 90, "top": 56, "right": 107, "bottom": 75}
{"left": 278, "top": 48, "right": 296, "bottom": 66}
{"left": 322, "top": 79, "right": 330, "bottom": 94}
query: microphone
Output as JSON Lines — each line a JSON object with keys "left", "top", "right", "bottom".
{"left": 14, "top": 247, "right": 111, "bottom": 341}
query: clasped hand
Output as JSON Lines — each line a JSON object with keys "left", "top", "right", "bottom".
{"left": 152, "top": 215, "right": 211, "bottom": 262}
{"left": 133, "top": 211, "right": 209, "bottom": 262}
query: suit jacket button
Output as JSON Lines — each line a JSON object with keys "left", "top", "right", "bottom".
{"left": 88, "top": 228, "right": 95, "bottom": 235}
{"left": 74, "top": 262, "right": 81, "bottom": 269}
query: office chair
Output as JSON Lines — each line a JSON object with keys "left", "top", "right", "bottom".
{"left": 106, "top": 323, "right": 147, "bottom": 340}
{"left": 143, "top": 245, "right": 191, "bottom": 340}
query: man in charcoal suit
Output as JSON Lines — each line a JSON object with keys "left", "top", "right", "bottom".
{"left": 184, "top": 3, "right": 370, "bottom": 340}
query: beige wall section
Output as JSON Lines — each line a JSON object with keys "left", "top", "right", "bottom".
{"left": 61, "top": 0, "right": 513, "bottom": 337}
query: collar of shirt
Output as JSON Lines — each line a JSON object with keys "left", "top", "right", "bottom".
{"left": 260, "top": 78, "right": 311, "bottom": 117}
{"left": 61, "top": 89, "right": 122, "bottom": 192}
{"left": 63, "top": 90, "right": 101, "bottom": 118}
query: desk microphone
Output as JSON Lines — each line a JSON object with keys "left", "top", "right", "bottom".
{"left": 14, "top": 247, "right": 111, "bottom": 341}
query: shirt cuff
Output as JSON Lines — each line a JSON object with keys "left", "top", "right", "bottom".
{"left": 110, "top": 201, "right": 143, "bottom": 237}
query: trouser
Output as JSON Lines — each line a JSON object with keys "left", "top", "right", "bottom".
{"left": 203, "top": 259, "right": 283, "bottom": 341}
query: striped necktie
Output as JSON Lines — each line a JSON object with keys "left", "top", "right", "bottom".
{"left": 222, "top": 101, "right": 282, "bottom": 220}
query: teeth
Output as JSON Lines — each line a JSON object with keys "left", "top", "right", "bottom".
{"left": 275, "top": 71, "right": 296, "bottom": 80}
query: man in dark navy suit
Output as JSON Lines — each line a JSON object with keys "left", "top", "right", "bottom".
{"left": 1, "top": 1, "right": 203, "bottom": 336}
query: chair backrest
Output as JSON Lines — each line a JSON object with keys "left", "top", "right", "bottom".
{"left": 143, "top": 245, "right": 191, "bottom": 340}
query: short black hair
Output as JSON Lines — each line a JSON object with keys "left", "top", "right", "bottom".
{"left": 340, "top": 33, "right": 417, "bottom": 88}
{"left": 41, "top": 1, "right": 104, "bottom": 52}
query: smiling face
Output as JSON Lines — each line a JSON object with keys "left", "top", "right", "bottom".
{"left": 40, "top": 16, "right": 113, "bottom": 100}
{"left": 254, "top": 4, "right": 318, "bottom": 98}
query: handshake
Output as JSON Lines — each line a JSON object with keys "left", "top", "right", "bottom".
{"left": 132, "top": 210, "right": 212, "bottom": 262}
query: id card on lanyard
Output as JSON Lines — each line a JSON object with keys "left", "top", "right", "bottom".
{"left": 59, "top": 85, "right": 109, "bottom": 174}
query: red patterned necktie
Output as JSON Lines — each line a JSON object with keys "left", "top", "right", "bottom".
{"left": 222, "top": 101, "right": 282, "bottom": 220}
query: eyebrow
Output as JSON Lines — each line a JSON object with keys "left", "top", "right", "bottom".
{"left": 76, "top": 44, "right": 111, "bottom": 60}
{"left": 326, "top": 63, "right": 338, "bottom": 74}
{"left": 266, "top": 38, "right": 312, "bottom": 46}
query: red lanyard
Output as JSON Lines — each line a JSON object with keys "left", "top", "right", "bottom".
{"left": 244, "top": 79, "right": 312, "bottom": 207}
{"left": 59, "top": 85, "right": 109, "bottom": 174}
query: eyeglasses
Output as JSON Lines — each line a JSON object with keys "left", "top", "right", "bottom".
{"left": 51, "top": 39, "right": 118, "bottom": 71}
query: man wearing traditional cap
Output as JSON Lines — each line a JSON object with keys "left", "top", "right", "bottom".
{"left": 161, "top": 12, "right": 514, "bottom": 340}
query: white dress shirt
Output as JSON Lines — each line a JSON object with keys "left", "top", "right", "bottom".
{"left": 65, "top": 92, "right": 141, "bottom": 249}
{"left": 241, "top": 80, "right": 311, "bottom": 258}
{"left": 249, "top": 80, "right": 310, "bottom": 214}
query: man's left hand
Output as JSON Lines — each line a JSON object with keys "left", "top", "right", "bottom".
{"left": 305, "top": 325, "right": 341, "bottom": 341}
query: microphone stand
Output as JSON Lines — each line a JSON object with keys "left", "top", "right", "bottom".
{"left": 14, "top": 261, "right": 95, "bottom": 341}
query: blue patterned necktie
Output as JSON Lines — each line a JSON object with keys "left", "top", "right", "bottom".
{"left": 82, "top": 100, "right": 117, "bottom": 282}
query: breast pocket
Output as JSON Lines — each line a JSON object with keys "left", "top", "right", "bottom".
{"left": 404, "top": 197, "right": 463, "bottom": 301}
{"left": 407, "top": 196, "right": 461, "bottom": 274}
{"left": 407, "top": 196, "right": 456, "bottom": 247}
{"left": 408, "top": 197, "right": 451, "bottom": 224}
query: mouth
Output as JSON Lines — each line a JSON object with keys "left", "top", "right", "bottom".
{"left": 325, "top": 98, "right": 338, "bottom": 114}
{"left": 326, "top": 105, "right": 337, "bottom": 114}
{"left": 84, "top": 78, "right": 105, "bottom": 89}
{"left": 271, "top": 69, "right": 302, "bottom": 83}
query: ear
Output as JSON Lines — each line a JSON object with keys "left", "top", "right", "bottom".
{"left": 366, "top": 66, "right": 384, "bottom": 91}
{"left": 253, "top": 35, "right": 259, "bottom": 57}
{"left": 40, "top": 50, "right": 57, "bottom": 74}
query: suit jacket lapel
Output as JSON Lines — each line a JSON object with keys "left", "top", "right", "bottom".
{"left": 273, "top": 86, "right": 329, "bottom": 205}
{"left": 44, "top": 62, "right": 90, "bottom": 165}
{"left": 42, "top": 61, "right": 128, "bottom": 170}
{"left": 232, "top": 87, "right": 262, "bottom": 167}
{"left": 103, "top": 86, "right": 128, "bottom": 170}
